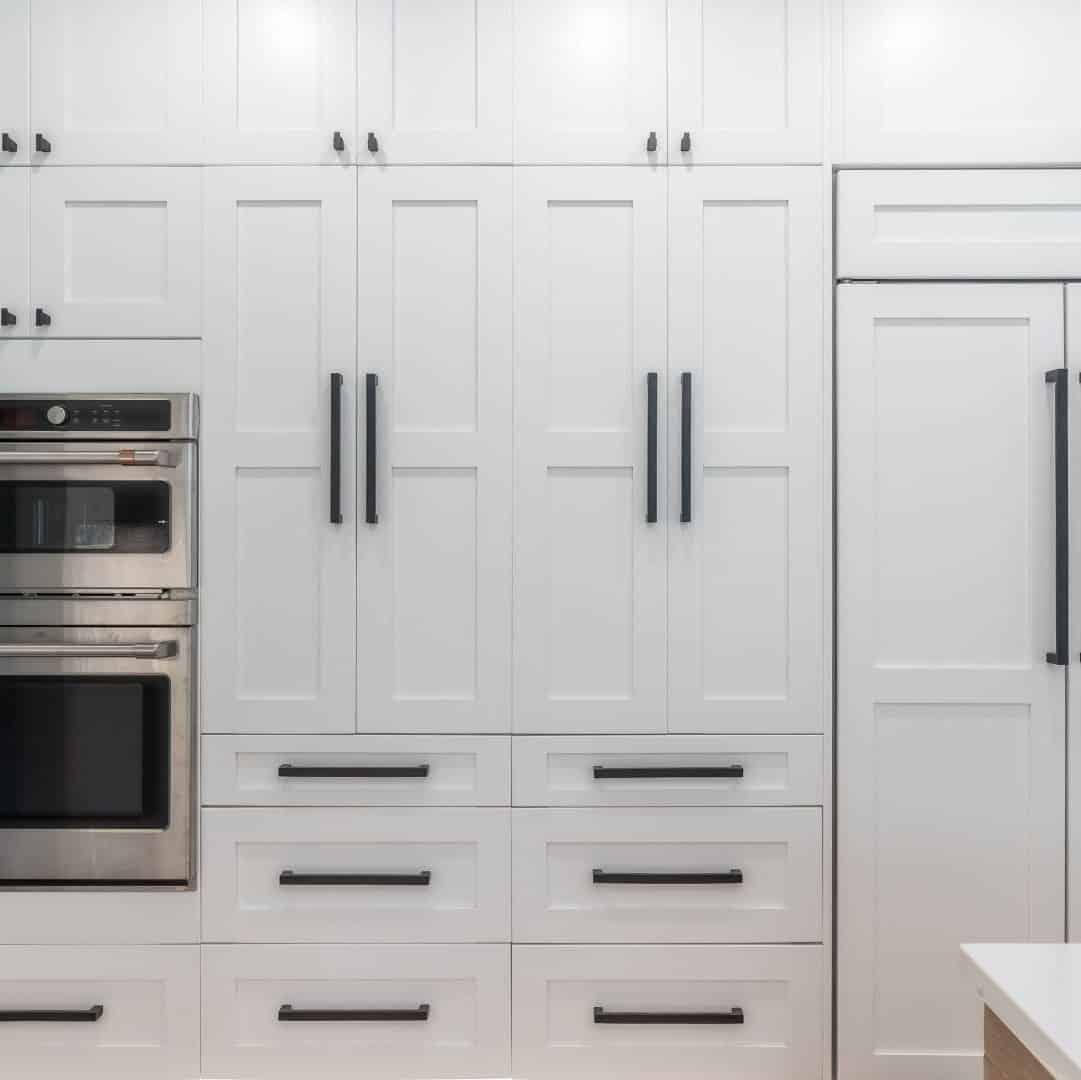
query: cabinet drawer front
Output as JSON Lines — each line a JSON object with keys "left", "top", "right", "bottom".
{"left": 203, "top": 944, "right": 510, "bottom": 1080}
{"left": 513, "top": 809, "right": 821, "bottom": 943}
{"left": 512, "top": 944, "right": 824, "bottom": 1080}
{"left": 513, "top": 736, "right": 823, "bottom": 806}
{"left": 203, "top": 735, "right": 511, "bottom": 806}
{"left": 0, "top": 946, "right": 199, "bottom": 1080}
{"left": 838, "top": 170, "right": 1081, "bottom": 280}
{"left": 202, "top": 808, "right": 511, "bottom": 943}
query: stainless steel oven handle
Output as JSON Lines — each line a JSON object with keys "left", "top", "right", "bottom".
{"left": 0, "top": 642, "right": 178, "bottom": 659}
{"left": 0, "top": 449, "right": 175, "bottom": 467}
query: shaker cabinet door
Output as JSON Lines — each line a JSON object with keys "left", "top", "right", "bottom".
{"left": 202, "top": 168, "right": 357, "bottom": 734}
{"left": 0, "top": 169, "right": 29, "bottom": 337}
{"left": 0, "top": 0, "right": 28, "bottom": 165}
{"left": 356, "top": 168, "right": 512, "bottom": 733}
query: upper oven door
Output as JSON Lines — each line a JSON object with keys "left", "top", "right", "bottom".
{"left": 0, "top": 442, "right": 195, "bottom": 591}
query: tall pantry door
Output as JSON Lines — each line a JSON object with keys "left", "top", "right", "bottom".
{"left": 837, "top": 283, "right": 1067, "bottom": 1079}
{"left": 1069, "top": 285, "right": 1081, "bottom": 942}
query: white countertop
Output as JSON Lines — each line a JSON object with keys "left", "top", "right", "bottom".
{"left": 962, "top": 944, "right": 1081, "bottom": 1080}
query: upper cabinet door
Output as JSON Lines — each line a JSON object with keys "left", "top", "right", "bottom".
{"left": 0, "top": 169, "right": 29, "bottom": 337}
{"left": 0, "top": 0, "right": 28, "bottom": 164}
{"left": 357, "top": 0, "right": 512, "bottom": 163}
{"left": 513, "top": 0, "right": 667, "bottom": 164}
{"left": 515, "top": 168, "right": 667, "bottom": 733}
{"left": 202, "top": 168, "right": 357, "bottom": 733}
{"left": 204, "top": 0, "right": 356, "bottom": 164}
{"left": 838, "top": 0, "right": 1081, "bottom": 164}
{"left": 668, "top": 168, "right": 825, "bottom": 733}
{"left": 29, "top": 0, "right": 202, "bottom": 164}
{"left": 669, "top": 0, "right": 823, "bottom": 164}
{"left": 356, "top": 168, "right": 512, "bottom": 733}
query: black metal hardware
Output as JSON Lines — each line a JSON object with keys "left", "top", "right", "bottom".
{"left": 279, "top": 1004, "right": 430, "bottom": 1023}
{"left": 0, "top": 308, "right": 15, "bottom": 327}
{"left": 1, "top": 133, "right": 16, "bottom": 153}
{"left": 680, "top": 131, "right": 691, "bottom": 152}
{"left": 333, "top": 131, "right": 345, "bottom": 152}
{"left": 279, "top": 870, "right": 431, "bottom": 887}
{"left": 680, "top": 372, "right": 692, "bottom": 522}
{"left": 646, "top": 131, "right": 657, "bottom": 152}
{"left": 330, "top": 372, "right": 343, "bottom": 524}
{"left": 365, "top": 372, "right": 378, "bottom": 524}
{"left": 0, "top": 1006, "right": 104, "bottom": 1023}
{"left": 592, "top": 869, "right": 743, "bottom": 885}
{"left": 367, "top": 131, "right": 379, "bottom": 153}
{"left": 646, "top": 372, "right": 658, "bottom": 523}
{"left": 34, "top": 133, "right": 50, "bottom": 153}
{"left": 1047, "top": 368, "right": 1069, "bottom": 665}
{"left": 35, "top": 308, "right": 51, "bottom": 328}
{"left": 279, "top": 764, "right": 430, "bottom": 779}
{"left": 594, "top": 1006, "right": 743, "bottom": 1026}
{"left": 593, "top": 765, "right": 744, "bottom": 780}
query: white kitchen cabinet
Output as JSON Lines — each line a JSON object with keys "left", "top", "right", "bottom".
{"left": 356, "top": 168, "right": 512, "bottom": 733}
{"left": 0, "top": 0, "right": 28, "bottom": 165}
{"left": 28, "top": 0, "right": 202, "bottom": 164}
{"left": 513, "top": 0, "right": 667, "bottom": 164}
{"left": 668, "top": 0, "right": 823, "bottom": 164}
{"left": 0, "top": 168, "right": 28, "bottom": 336}
{"left": 837, "top": 283, "right": 1067, "bottom": 1079}
{"left": 203, "top": 0, "right": 356, "bottom": 163}
{"left": 514, "top": 168, "right": 667, "bottom": 734}
{"left": 1068, "top": 285, "right": 1081, "bottom": 945}
{"left": 356, "top": 0, "right": 511, "bottom": 163}
{"left": 668, "top": 168, "right": 824, "bottom": 734}
{"left": 202, "top": 167, "right": 357, "bottom": 734}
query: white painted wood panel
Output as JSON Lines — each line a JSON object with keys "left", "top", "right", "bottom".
{"left": 203, "top": 944, "right": 510, "bottom": 1079}
{"left": 202, "top": 807, "right": 511, "bottom": 943}
{"left": 356, "top": 168, "right": 511, "bottom": 733}
{"left": 515, "top": 168, "right": 667, "bottom": 733}
{"left": 202, "top": 168, "right": 356, "bottom": 734}
{"left": 513, "top": 807, "right": 822, "bottom": 943}
{"left": 837, "top": 283, "right": 1067, "bottom": 1080}
{"left": 1068, "top": 285, "right": 1081, "bottom": 945}
{"left": 668, "top": 0, "right": 823, "bottom": 164}
{"left": 29, "top": 168, "right": 200, "bottom": 338}
{"left": 0, "top": 0, "right": 28, "bottom": 165}
{"left": 29, "top": 0, "right": 202, "bottom": 164}
{"left": 668, "top": 168, "right": 824, "bottom": 734}
{"left": 0, "top": 168, "right": 28, "bottom": 336}
{"left": 513, "top": 0, "right": 667, "bottom": 164}
{"left": 0, "top": 946, "right": 199, "bottom": 1080}
{"left": 512, "top": 944, "right": 825, "bottom": 1080}
{"left": 356, "top": 0, "right": 511, "bottom": 162}
{"left": 202, "top": 735, "right": 511, "bottom": 806}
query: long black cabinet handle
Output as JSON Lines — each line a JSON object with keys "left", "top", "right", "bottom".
{"left": 279, "top": 870, "right": 431, "bottom": 887}
{"left": 646, "top": 372, "right": 658, "bottom": 523}
{"left": 593, "top": 765, "right": 743, "bottom": 780}
{"left": 1047, "top": 368, "right": 1069, "bottom": 665}
{"left": 365, "top": 372, "right": 379, "bottom": 524}
{"left": 680, "top": 372, "right": 692, "bottom": 523}
{"left": 0, "top": 1006, "right": 104, "bottom": 1023}
{"left": 279, "top": 764, "right": 429, "bottom": 779}
{"left": 594, "top": 1006, "right": 743, "bottom": 1026}
{"left": 279, "top": 1004, "right": 429, "bottom": 1023}
{"left": 330, "top": 373, "right": 343, "bottom": 524}
{"left": 592, "top": 868, "right": 743, "bottom": 885}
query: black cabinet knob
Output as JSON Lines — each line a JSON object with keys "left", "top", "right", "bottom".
{"left": 1, "top": 133, "right": 16, "bottom": 154}
{"left": 646, "top": 131, "right": 657, "bottom": 152}
{"left": 0, "top": 308, "right": 16, "bottom": 327}
{"left": 680, "top": 131, "right": 691, "bottom": 152}
{"left": 332, "top": 131, "right": 345, "bottom": 152}
{"left": 35, "top": 133, "right": 51, "bottom": 154}
{"left": 367, "top": 131, "right": 379, "bottom": 154}
{"left": 35, "top": 308, "right": 51, "bottom": 328}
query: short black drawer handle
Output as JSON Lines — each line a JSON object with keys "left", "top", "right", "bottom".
{"left": 35, "top": 308, "right": 51, "bottom": 328}
{"left": 594, "top": 1006, "right": 742, "bottom": 1026}
{"left": 35, "top": 132, "right": 51, "bottom": 153}
{"left": 367, "top": 131, "right": 379, "bottom": 154}
{"left": 279, "top": 763, "right": 430, "bottom": 779}
{"left": 1, "top": 133, "right": 16, "bottom": 153}
{"left": 593, "top": 869, "right": 743, "bottom": 885}
{"left": 332, "top": 131, "right": 345, "bottom": 152}
{"left": 0, "top": 1006, "right": 104, "bottom": 1023}
{"left": 279, "top": 870, "right": 431, "bottom": 887}
{"left": 0, "top": 308, "right": 16, "bottom": 328}
{"left": 279, "top": 1004, "right": 429, "bottom": 1023}
{"left": 593, "top": 765, "right": 744, "bottom": 780}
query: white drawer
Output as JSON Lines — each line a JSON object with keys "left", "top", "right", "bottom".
{"left": 513, "top": 736, "right": 823, "bottom": 807}
{"left": 202, "top": 807, "right": 511, "bottom": 943}
{"left": 202, "top": 944, "right": 510, "bottom": 1080}
{"left": 513, "top": 808, "right": 821, "bottom": 944}
{"left": 512, "top": 944, "right": 824, "bottom": 1080}
{"left": 202, "top": 735, "right": 511, "bottom": 806}
{"left": 837, "top": 169, "right": 1081, "bottom": 280}
{"left": 0, "top": 946, "right": 199, "bottom": 1080}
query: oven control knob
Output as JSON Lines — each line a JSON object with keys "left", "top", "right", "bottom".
{"left": 45, "top": 404, "right": 67, "bottom": 426}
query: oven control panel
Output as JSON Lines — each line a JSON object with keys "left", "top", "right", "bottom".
{"left": 0, "top": 399, "right": 172, "bottom": 433}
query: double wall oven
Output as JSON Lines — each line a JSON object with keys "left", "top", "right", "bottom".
{"left": 0, "top": 395, "right": 198, "bottom": 887}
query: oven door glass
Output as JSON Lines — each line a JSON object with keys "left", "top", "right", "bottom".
{"left": 0, "top": 677, "right": 170, "bottom": 829}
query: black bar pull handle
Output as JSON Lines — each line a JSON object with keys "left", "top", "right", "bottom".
{"left": 0, "top": 308, "right": 15, "bottom": 327}
{"left": 646, "top": 372, "right": 658, "bottom": 523}
{"left": 646, "top": 131, "right": 658, "bottom": 152}
{"left": 367, "top": 131, "right": 379, "bottom": 154}
{"left": 1, "top": 133, "right": 16, "bottom": 153}
{"left": 332, "top": 131, "right": 345, "bottom": 152}
{"left": 330, "top": 372, "right": 344, "bottom": 524}
{"left": 0, "top": 1006, "right": 104, "bottom": 1023}
{"left": 279, "top": 763, "right": 430, "bottom": 779}
{"left": 35, "top": 308, "right": 51, "bottom": 328}
{"left": 680, "top": 372, "right": 692, "bottom": 522}
{"left": 595, "top": 1006, "right": 743, "bottom": 1026}
{"left": 365, "top": 372, "right": 379, "bottom": 524}
{"left": 1047, "top": 368, "right": 1069, "bottom": 665}
{"left": 35, "top": 133, "right": 51, "bottom": 153}
{"left": 593, "top": 765, "right": 744, "bottom": 780}
{"left": 592, "top": 868, "right": 743, "bottom": 885}
{"left": 279, "top": 870, "right": 431, "bottom": 887}
{"left": 279, "top": 1004, "right": 430, "bottom": 1023}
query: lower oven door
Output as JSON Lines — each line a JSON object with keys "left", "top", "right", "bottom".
{"left": 0, "top": 626, "right": 194, "bottom": 887}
